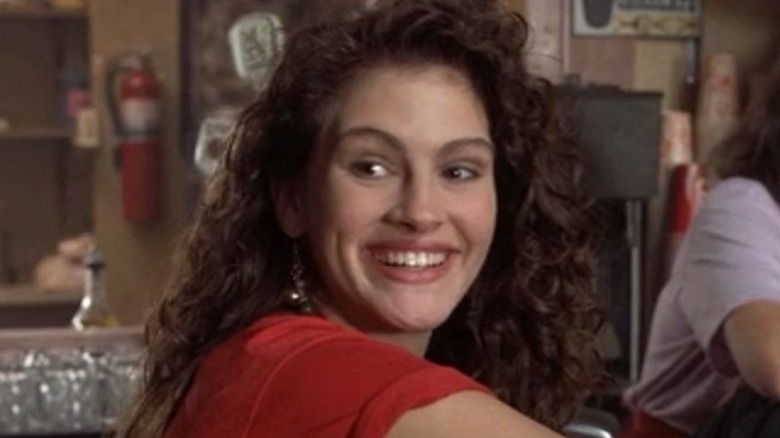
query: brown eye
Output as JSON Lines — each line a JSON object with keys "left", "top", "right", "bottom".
{"left": 350, "top": 161, "right": 389, "bottom": 178}
{"left": 442, "top": 165, "right": 478, "bottom": 181}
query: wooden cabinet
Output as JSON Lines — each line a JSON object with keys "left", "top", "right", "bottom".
{"left": 0, "top": 7, "right": 92, "bottom": 316}
{"left": 0, "top": 0, "right": 187, "bottom": 325}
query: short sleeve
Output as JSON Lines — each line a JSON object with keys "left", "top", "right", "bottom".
{"left": 247, "top": 334, "right": 490, "bottom": 438}
{"left": 349, "top": 365, "right": 491, "bottom": 438}
{"left": 678, "top": 180, "right": 780, "bottom": 375}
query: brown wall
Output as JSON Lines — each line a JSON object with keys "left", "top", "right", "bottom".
{"left": 90, "top": 0, "right": 185, "bottom": 325}
{"left": 701, "top": 0, "right": 780, "bottom": 80}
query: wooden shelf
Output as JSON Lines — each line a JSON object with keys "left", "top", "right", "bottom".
{"left": 0, "top": 324, "right": 143, "bottom": 349}
{"left": 0, "top": 8, "right": 86, "bottom": 21}
{"left": 0, "top": 284, "right": 81, "bottom": 307}
{"left": 0, "top": 128, "right": 72, "bottom": 142}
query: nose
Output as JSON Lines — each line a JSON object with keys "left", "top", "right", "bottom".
{"left": 386, "top": 175, "right": 444, "bottom": 232}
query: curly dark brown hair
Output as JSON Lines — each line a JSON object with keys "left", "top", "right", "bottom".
{"left": 117, "top": 1, "right": 603, "bottom": 436}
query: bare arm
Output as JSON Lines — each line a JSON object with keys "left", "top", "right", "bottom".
{"left": 724, "top": 299, "right": 780, "bottom": 399}
{"left": 386, "top": 391, "right": 564, "bottom": 438}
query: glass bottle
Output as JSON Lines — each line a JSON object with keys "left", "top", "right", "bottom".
{"left": 71, "top": 247, "right": 119, "bottom": 330}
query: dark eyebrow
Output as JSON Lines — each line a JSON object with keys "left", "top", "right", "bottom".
{"left": 337, "top": 126, "right": 494, "bottom": 155}
{"left": 337, "top": 126, "right": 404, "bottom": 152}
{"left": 438, "top": 137, "right": 494, "bottom": 158}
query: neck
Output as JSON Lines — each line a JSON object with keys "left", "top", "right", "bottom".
{"left": 318, "top": 306, "right": 432, "bottom": 357}
{"left": 370, "top": 330, "right": 431, "bottom": 357}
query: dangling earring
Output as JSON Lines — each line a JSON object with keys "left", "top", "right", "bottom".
{"left": 283, "top": 244, "right": 315, "bottom": 314}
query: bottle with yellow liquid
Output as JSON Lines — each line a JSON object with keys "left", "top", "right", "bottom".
{"left": 71, "top": 246, "right": 119, "bottom": 330}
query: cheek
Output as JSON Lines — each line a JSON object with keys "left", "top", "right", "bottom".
{"left": 305, "top": 174, "right": 384, "bottom": 239}
{"left": 469, "top": 211, "right": 497, "bottom": 247}
{"left": 460, "top": 185, "right": 497, "bottom": 241}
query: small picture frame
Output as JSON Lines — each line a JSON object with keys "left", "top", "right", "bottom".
{"left": 571, "top": 0, "right": 700, "bottom": 38}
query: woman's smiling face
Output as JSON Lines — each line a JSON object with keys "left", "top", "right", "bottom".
{"left": 277, "top": 64, "right": 497, "bottom": 340}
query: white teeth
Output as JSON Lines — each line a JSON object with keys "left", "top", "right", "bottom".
{"left": 373, "top": 251, "right": 446, "bottom": 268}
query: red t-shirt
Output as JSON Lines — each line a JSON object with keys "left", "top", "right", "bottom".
{"left": 164, "top": 314, "right": 491, "bottom": 437}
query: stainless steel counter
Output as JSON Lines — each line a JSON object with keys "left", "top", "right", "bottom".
{"left": 0, "top": 327, "right": 143, "bottom": 435}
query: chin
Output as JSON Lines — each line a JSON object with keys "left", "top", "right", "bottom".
{"left": 385, "top": 309, "right": 452, "bottom": 333}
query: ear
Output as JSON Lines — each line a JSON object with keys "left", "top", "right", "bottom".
{"left": 270, "top": 179, "right": 306, "bottom": 238}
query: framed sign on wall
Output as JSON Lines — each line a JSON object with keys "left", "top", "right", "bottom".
{"left": 572, "top": 0, "right": 700, "bottom": 38}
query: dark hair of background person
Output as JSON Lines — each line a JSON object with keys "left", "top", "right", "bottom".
{"left": 116, "top": 1, "right": 603, "bottom": 436}
{"left": 710, "top": 52, "right": 780, "bottom": 206}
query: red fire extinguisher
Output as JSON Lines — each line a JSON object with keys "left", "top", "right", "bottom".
{"left": 107, "top": 52, "right": 162, "bottom": 223}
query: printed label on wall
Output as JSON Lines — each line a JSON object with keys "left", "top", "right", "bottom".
{"left": 572, "top": 0, "right": 699, "bottom": 38}
{"left": 119, "top": 98, "right": 161, "bottom": 136}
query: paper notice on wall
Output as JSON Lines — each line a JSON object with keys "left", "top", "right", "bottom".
{"left": 228, "top": 12, "right": 285, "bottom": 89}
{"left": 571, "top": 0, "right": 700, "bottom": 38}
{"left": 524, "top": 0, "right": 566, "bottom": 83}
{"left": 73, "top": 106, "right": 101, "bottom": 149}
{"left": 194, "top": 109, "right": 238, "bottom": 178}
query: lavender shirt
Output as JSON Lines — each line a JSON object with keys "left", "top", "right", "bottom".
{"left": 624, "top": 177, "right": 780, "bottom": 434}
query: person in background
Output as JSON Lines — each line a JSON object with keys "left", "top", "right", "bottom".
{"left": 117, "top": 1, "right": 603, "bottom": 436}
{"left": 622, "top": 53, "right": 780, "bottom": 437}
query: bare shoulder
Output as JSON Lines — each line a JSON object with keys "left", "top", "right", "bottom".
{"left": 385, "top": 390, "right": 564, "bottom": 438}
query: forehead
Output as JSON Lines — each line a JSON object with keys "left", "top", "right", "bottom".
{"left": 341, "top": 62, "right": 478, "bottom": 108}
{"left": 317, "top": 63, "right": 488, "bottom": 141}
{"left": 351, "top": 62, "right": 473, "bottom": 90}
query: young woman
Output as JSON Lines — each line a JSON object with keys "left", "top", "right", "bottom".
{"left": 624, "top": 54, "right": 780, "bottom": 437}
{"left": 118, "top": 1, "right": 603, "bottom": 436}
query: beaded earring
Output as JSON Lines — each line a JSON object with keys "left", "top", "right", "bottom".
{"left": 283, "top": 244, "right": 315, "bottom": 314}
